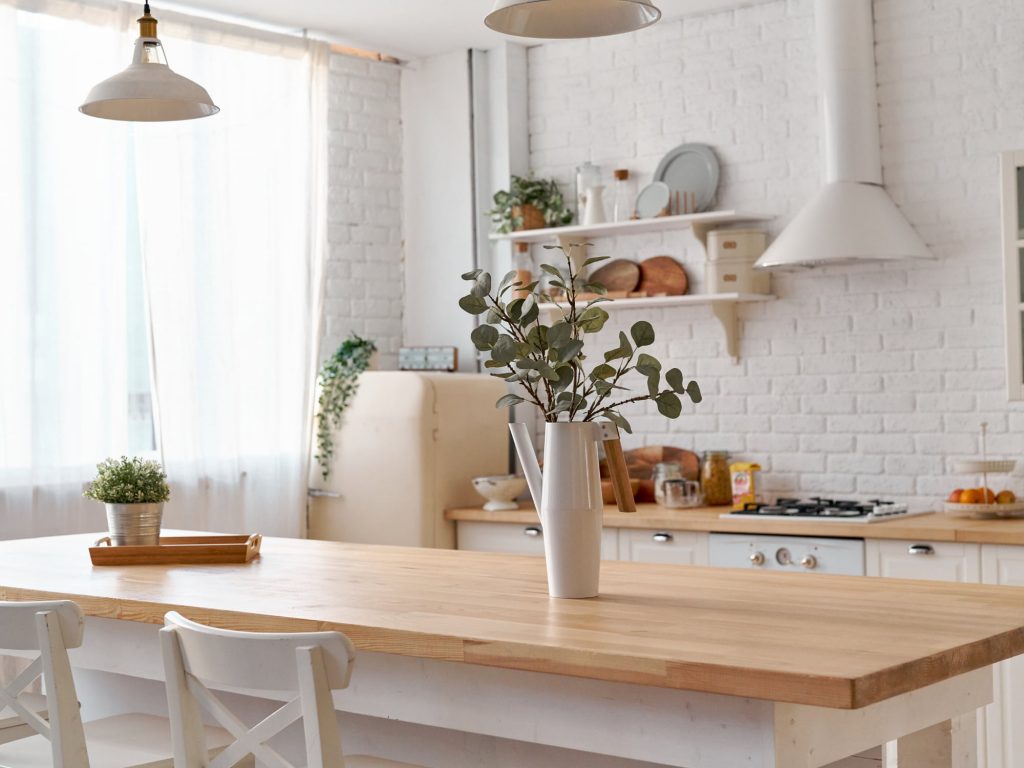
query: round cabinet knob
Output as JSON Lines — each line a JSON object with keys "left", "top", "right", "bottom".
{"left": 801, "top": 555, "right": 818, "bottom": 570}
{"left": 523, "top": 526, "right": 542, "bottom": 537}
{"left": 775, "top": 547, "right": 792, "bottom": 566}
{"left": 749, "top": 551, "right": 765, "bottom": 566}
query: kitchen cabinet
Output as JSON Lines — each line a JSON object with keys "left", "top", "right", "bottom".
{"left": 864, "top": 539, "right": 981, "bottom": 583}
{"left": 456, "top": 521, "right": 619, "bottom": 560}
{"left": 1001, "top": 150, "right": 1024, "bottom": 401}
{"left": 619, "top": 529, "right": 709, "bottom": 565}
{"left": 982, "top": 546, "right": 1024, "bottom": 768}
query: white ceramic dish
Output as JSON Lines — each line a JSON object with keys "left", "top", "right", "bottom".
{"left": 653, "top": 143, "right": 720, "bottom": 213}
{"left": 472, "top": 475, "right": 528, "bottom": 511}
{"left": 634, "top": 181, "right": 670, "bottom": 218}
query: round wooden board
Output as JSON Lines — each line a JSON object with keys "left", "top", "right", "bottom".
{"left": 590, "top": 259, "right": 641, "bottom": 292}
{"left": 638, "top": 256, "right": 688, "bottom": 295}
{"left": 601, "top": 446, "right": 700, "bottom": 503}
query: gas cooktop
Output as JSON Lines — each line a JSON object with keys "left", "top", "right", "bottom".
{"left": 720, "top": 497, "right": 930, "bottom": 524}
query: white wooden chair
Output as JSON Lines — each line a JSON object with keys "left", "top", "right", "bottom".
{"left": 161, "top": 611, "right": 425, "bottom": 768}
{"left": 0, "top": 600, "right": 237, "bottom": 768}
{"left": 0, "top": 654, "right": 47, "bottom": 746}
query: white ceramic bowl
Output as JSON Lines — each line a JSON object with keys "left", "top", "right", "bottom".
{"left": 472, "top": 475, "right": 528, "bottom": 511}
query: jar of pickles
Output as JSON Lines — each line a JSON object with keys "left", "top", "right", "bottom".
{"left": 701, "top": 451, "right": 731, "bottom": 506}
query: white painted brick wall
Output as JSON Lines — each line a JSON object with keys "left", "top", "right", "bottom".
{"left": 525, "top": 0, "right": 1024, "bottom": 507}
{"left": 323, "top": 53, "right": 403, "bottom": 367}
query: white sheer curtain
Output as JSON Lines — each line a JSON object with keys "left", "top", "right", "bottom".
{"left": 0, "top": 1, "right": 137, "bottom": 539}
{"left": 135, "top": 18, "right": 328, "bottom": 537}
{"left": 0, "top": 0, "right": 329, "bottom": 539}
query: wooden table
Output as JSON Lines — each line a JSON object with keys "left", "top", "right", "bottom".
{"left": 1, "top": 533, "right": 1022, "bottom": 767}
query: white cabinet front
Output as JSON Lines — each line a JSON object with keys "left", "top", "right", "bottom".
{"left": 982, "top": 546, "right": 1024, "bottom": 768}
{"left": 456, "top": 521, "right": 619, "bottom": 560}
{"left": 865, "top": 540, "right": 981, "bottom": 583}
{"left": 619, "top": 529, "right": 709, "bottom": 565}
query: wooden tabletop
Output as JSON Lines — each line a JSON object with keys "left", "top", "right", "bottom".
{"left": 446, "top": 504, "right": 1024, "bottom": 544}
{"left": 0, "top": 533, "right": 1023, "bottom": 709}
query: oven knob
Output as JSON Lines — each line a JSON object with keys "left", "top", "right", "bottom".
{"left": 801, "top": 555, "right": 818, "bottom": 570}
{"left": 749, "top": 551, "right": 765, "bottom": 566}
{"left": 775, "top": 547, "right": 792, "bottom": 566}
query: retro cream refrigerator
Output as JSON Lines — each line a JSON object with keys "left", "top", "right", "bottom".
{"left": 307, "top": 371, "right": 509, "bottom": 548}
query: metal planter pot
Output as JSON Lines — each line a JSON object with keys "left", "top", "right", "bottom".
{"left": 105, "top": 502, "right": 163, "bottom": 546}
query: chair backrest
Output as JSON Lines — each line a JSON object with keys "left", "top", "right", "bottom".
{"left": 160, "top": 611, "right": 356, "bottom": 768}
{"left": 0, "top": 600, "right": 89, "bottom": 767}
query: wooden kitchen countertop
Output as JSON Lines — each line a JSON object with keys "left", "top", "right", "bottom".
{"left": 1, "top": 533, "right": 1023, "bottom": 710}
{"left": 445, "top": 504, "right": 1024, "bottom": 544}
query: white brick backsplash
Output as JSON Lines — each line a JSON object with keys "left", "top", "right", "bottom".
{"left": 322, "top": 53, "right": 403, "bottom": 368}
{"left": 510, "top": 0, "right": 1024, "bottom": 509}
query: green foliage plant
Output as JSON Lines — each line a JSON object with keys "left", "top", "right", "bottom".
{"left": 315, "top": 334, "right": 377, "bottom": 480}
{"left": 487, "top": 175, "right": 574, "bottom": 234}
{"left": 83, "top": 457, "right": 170, "bottom": 504}
{"left": 458, "top": 245, "right": 702, "bottom": 433}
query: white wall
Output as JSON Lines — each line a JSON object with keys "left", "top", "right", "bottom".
{"left": 524, "top": 0, "right": 1024, "bottom": 506}
{"left": 323, "top": 53, "right": 404, "bottom": 368}
{"left": 400, "top": 51, "right": 479, "bottom": 372}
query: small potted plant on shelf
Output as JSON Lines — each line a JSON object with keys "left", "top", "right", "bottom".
{"left": 84, "top": 457, "right": 171, "bottom": 546}
{"left": 457, "top": 244, "right": 702, "bottom": 598}
{"left": 488, "top": 175, "right": 574, "bottom": 234}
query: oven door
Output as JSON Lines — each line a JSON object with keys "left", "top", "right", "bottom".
{"left": 709, "top": 533, "right": 865, "bottom": 576}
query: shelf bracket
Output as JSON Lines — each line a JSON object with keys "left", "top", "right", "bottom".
{"left": 710, "top": 300, "right": 740, "bottom": 363}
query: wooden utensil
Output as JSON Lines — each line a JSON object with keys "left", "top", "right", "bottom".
{"left": 638, "top": 256, "right": 688, "bottom": 296}
{"left": 590, "top": 259, "right": 641, "bottom": 293}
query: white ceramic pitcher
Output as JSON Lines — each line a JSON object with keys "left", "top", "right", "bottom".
{"left": 509, "top": 421, "right": 635, "bottom": 598}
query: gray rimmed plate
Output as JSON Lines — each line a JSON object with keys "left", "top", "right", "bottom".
{"left": 654, "top": 143, "right": 720, "bottom": 213}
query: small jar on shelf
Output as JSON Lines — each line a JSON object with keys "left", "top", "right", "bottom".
{"left": 512, "top": 242, "right": 532, "bottom": 299}
{"left": 701, "top": 451, "right": 732, "bottom": 506}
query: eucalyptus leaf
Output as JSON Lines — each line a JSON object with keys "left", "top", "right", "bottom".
{"left": 458, "top": 295, "right": 488, "bottom": 315}
{"left": 470, "top": 324, "right": 499, "bottom": 351}
{"left": 578, "top": 306, "right": 609, "bottom": 334}
{"left": 490, "top": 335, "right": 518, "bottom": 364}
{"left": 665, "top": 367, "right": 685, "bottom": 394}
{"left": 686, "top": 380, "right": 703, "bottom": 404}
{"left": 548, "top": 322, "right": 572, "bottom": 345}
{"left": 553, "top": 366, "right": 574, "bottom": 393}
{"left": 636, "top": 353, "right": 661, "bottom": 376}
{"left": 539, "top": 263, "right": 563, "bottom": 278}
{"left": 461, "top": 269, "right": 482, "bottom": 281}
{"left": 603, "top": 411, "right": 633, "bottom": 434}
{"left": 656, "top": 391, "right": 682, "bottom": 419}
{"left": 582, "top": 256, "right": 611, "bottom": 267}
{"left": 590, "top": 363, "right": 616, "bottom": 380}
{"left": 631, "top": 320, "right": 655, "bottom": 347}
{"left": 582, "top": 283, "right": 608, "bottom": 295}
{"left": 470, "top": 272, "right": 492, "bottom": 298}
{"left": 556, "top": 339, "right": 585, "bottom": 363}
{"left": 495, "top": 393, "right": 525, "bottom": 409}
{"left": 646, "top": 371, "right": 660, "bottom": 398}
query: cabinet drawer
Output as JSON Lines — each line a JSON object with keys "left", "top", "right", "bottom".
{"left": 456, "top": 521, "right": 618, "bottom": 560}
{"left": 865, "top": 540, "right": 980, "bottom": 583}
{"left": 619, "top": 529, "right": 709, "bottom": 565}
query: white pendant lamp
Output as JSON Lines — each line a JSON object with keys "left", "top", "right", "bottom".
{"left": 485, "top": 0, "right": 660, "bottom": 39}
{"left": 80, "top": 3, "right": 218, "bottom": 122}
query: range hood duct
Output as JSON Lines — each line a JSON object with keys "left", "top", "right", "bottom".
{"left": 755, "top": 0, "right": 933, "bottom": 269}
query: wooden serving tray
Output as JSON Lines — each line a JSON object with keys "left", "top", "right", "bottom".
{"left": 89, "top": 534, "right": 262, "bottom": 566}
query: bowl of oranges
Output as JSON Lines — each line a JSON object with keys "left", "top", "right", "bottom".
{"left": 944, "top": 487, "right": 1022, "bottom": 518}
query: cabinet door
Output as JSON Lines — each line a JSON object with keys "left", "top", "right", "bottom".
{"left": 456, "top": 522, "right": 619, "bottom": 560}
{"left": 982, "top": 545, "right": 1024, "bottom": 768}
{"left": 620, "top": 529, "right": 709, "bottom": 565}
{"left": 865, "top": 540, "right": 981, "bottom": 582}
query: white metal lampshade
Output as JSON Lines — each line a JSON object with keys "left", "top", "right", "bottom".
{"left": 485, "top": 0, "right": 661, "bottom": 39}
{"left": 80, "top": 4, "right": 218, "bottom": 122}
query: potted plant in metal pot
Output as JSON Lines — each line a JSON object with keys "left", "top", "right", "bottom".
{"left": 84, "top": 457, "right": 170, "bottom": 545}
{"left": 458, "top": 245, "right": 702, "bottom": 598}
{"left": 488, "top": 175, "right": 573, "bottom": 234}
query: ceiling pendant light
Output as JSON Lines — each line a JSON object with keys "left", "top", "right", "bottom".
{"left": 485, "top": 0, "right": 661, "bottom": 39}
{"left": 80, "top": 3, "right": 218, "bottom": 122}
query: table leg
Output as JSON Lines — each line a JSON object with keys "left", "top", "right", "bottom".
{"left": 883, "top": 712, "right": 978, "bottom": 768}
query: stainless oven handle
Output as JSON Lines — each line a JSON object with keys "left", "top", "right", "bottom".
{"left": 908, "top": 543, "right": 935, "bottom": 556}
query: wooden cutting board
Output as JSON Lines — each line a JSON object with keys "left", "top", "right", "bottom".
{"left": 589, "top": 259, "right": 640, "bottom": 292}
{"left": 638, "top": 256, "right": 688, "bottom": 296}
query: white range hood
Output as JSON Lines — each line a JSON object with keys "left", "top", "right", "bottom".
{"left": 755, "top": 0, "right": 933, "bottom": 269}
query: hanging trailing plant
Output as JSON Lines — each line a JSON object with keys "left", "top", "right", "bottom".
{"left": 315, "top": 334, "right": 377, "bottom": 480}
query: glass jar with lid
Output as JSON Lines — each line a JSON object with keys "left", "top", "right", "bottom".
{"left": 652, "top": 462, "right": 683, "bottom": 506}
{"left": 701, "top": 451, "right": 731, "bottom": 506}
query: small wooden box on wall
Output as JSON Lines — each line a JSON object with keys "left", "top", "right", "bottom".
{"left": 399, "top": 346, "right": 458, "bottom": 372}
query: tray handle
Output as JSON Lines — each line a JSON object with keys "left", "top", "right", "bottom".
{"left": 94, "top": 536, "right": 112, "bottom": 548}
{"left": 245, "top": 534, "right": 262, "bottom": 558}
